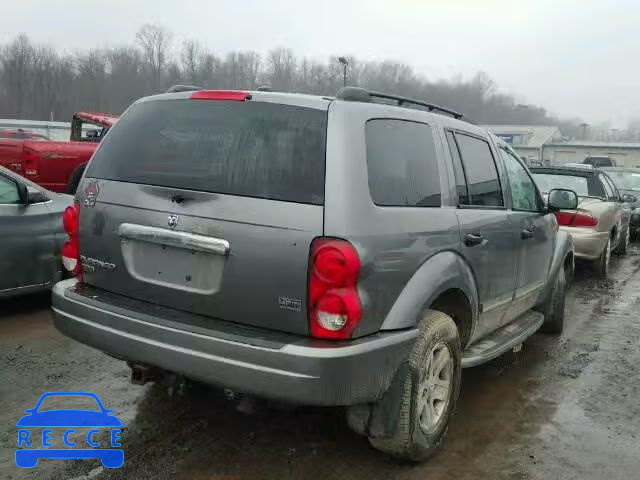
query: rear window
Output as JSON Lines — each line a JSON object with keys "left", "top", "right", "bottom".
{"left": 365, "top": 119, "right": 441, "bottom": 207}
{"left": 532, "top": 173, "right": 590, "bottom": 196}
{"left": 87, "top": 99, "right": 327, "bottom": 205}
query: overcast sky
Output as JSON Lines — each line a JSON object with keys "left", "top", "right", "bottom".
{"left": 2, "top": 0, "right": 639, "bottom": 127}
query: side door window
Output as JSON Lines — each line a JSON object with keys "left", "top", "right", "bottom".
{"left": 499, "top": 147, "right": 543, "bottom": 211}
{"left": 453, "top": 133, "right": 504, "bottom": 207}
{"left": 0, "top": 175, "right": 21, "bottom": 204}
{"left": 365, "top": 119, "right": 441, "bottom": 207}
{"left": 600, "top": 175, "right": 615, "bottom": 200}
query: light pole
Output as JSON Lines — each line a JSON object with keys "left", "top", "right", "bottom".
{"left": 580, "top": 122, "right": 589, "bottom": 140}
{"left": 338, "top": 56, "right": 348, "bottom": 87}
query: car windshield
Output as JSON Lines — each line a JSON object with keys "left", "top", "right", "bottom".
{"left": 37, "top": 395, "right": 101, "bottom": 412}
{"left": 532, "top": 173, "right": 590, "bottom": 196}
{"left": 604, "top": 171, "right": 640, "bottom": 191}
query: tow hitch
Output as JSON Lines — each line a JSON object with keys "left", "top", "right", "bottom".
{"left": 128, "top": 363, "right": 159, "bottom": 385}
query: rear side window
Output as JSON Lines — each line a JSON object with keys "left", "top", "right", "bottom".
{"left": 454, "top": 133, "right": 503, "bottom": 207}
{"left": 87, "top": 100, "right": 327, "bottom": 205}
{"left": 365, "top": 119, "right": 441, "bottom": 207}
{"left": 445, "top": 130, "right": 470, "bottom": 205}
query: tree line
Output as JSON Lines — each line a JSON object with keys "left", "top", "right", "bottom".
{"left": 0, "top": 25, "right": 634, "bottom": 140}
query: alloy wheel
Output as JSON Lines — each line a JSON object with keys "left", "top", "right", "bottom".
{"left": 417, "top": 342, "right": 453, "bottom": 434}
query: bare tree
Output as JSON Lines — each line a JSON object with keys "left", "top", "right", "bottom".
{"left": 181, "top": 40, "right": 203, "bottom": 85}
{"left": 0, "top": 33, "right": 35, "bottom": 117}
{"left": 136, "top": 24, "right": 173, "bottom": 90}
{"left": 0, "top": 29, "right": 595, "bottom": 139}
{"left": 265, "top": 47, "right": 296, "bottom": 91}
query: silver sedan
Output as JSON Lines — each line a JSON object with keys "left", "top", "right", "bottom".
{"left": 0, "top": 166, "right": 72, "bottom": 298}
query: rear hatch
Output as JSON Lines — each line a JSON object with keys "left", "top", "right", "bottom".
{"left": 78, "top": 94, "right": 328, "bottom": 335}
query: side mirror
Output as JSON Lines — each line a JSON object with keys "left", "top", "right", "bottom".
{"left": 26, "top": 186, "right": 47, "bottom": 204}
{"left": 548, "top": 188, "right": 578, "bottom": 211}
{"left": 15, "top": 181, "right": 29, "bottom": 204}
{"left": 622, "top": 194, "right": 637, "bottom": 204}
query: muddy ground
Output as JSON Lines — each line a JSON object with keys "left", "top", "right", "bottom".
{"left": 1, "top": 247, "right": 639, "bottom": 480}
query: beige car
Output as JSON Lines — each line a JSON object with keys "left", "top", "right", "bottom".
{"left": 531, "top": 166, "right": 635, "bottom": 277}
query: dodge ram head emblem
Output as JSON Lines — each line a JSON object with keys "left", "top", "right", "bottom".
{"left": 167, "top": 215, "right": 179, "bottom": 229}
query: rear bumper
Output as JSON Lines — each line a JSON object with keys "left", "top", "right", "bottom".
{"left": 561, "top": 227, "right": 609, "bottom": 260}
{"left": 52, "top": 279, "right": 416, "bottom": 406}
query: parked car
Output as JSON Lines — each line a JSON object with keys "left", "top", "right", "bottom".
{"left": 531, "top": 165, "right": 635, "bottom": 275}
{"left": 599, "top": 166, "right": 640, "bottom": 240}
{"left": 52, "top": 86, "right": 575, "bottom": 462}
{"left": 583, "top": 155, "right": 616, "bottom": 167}
{"left": 0, "top": 130, "right": 50, "bottom": 173}
{"left": 0, "top": 112, "right": 117, "bottom": 195}
{"left": 0, "top": 166, "right": 72, "bottom": 298}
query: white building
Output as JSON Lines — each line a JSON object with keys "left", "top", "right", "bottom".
{"left": 542, "top": 141, "right": 640, "bottom": 168}
{"left": 483, "top": 125, "right": 640, "bottom": 168}
{"left": 483, "top": 125, "right": 562, "bottom": 163}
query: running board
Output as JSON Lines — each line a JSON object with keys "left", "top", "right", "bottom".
{"left": 462, "top": 310, "right": 544, "bottom": 367}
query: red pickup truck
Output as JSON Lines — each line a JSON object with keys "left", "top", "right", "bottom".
{"left": 0, "top": 112, "right": 117, "bottom": 193}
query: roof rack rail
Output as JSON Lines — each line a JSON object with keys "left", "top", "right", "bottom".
{"left": 335, "top": 86, "right": 465, "bottom": 120}
{"left": 165, "top": 84, "right": 203, "bottom": 93}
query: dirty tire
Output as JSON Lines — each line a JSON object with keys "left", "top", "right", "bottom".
{"left": 368, "top": 310, "right": 461, "bottom": 462}
{"left": 66, "top": 163, "right": 86, "bottom": 194}
{"left": 593, "top": 238, "right": 611, "bottom": 277}
{"left": 540, "top": 263, "right": 566, "bottom": 334}
{"left": 613, "top": 226, "right": 629, "bottom": 255}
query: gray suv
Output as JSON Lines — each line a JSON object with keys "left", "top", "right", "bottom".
{"left": 52, "top": 86, "right": 575, "bottom": 461}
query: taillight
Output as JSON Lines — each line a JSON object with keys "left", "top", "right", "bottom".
{"left": 62, "top": 202, "right": 82, "bottom": 279}
{"left": 22, "top": 148, "right": 39, "bottom": 176}
{"left": 308, "top": 238, "right": 362, "bottom": 339}
{"left": 190, "top": 90, "right": 252, "bottom": 101}
{"left": 554, "top": 211, "right": 599, "bottom": 228}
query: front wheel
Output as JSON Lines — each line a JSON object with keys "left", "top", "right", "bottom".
{"left": 540, "top": 263, "right": 567, "bottom": 334}
{"left": 593, "top": 238, "right": 611, "bottom": 277}
{"left": 368, "top": 310, "right": 461, "bottom": 462}
{"left": 613, "top": 226, "right": 629, "bottom": 256}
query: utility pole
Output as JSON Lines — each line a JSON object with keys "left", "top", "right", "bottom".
{"left": 338, "top": 57, "right": 348, "bottom": 87}
{"left": 580, "top": 122, "right": 589, "bottom": 140}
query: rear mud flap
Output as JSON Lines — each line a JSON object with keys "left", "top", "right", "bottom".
{"left": 362, "top": 361, "right": 410, "bottom": 438}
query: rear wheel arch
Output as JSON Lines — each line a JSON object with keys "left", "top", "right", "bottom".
{"left": 379, "top": 251, "right": 479, "bottom": 340}
{"left": 429, "top": 289, "right": 473, "bottom": 348}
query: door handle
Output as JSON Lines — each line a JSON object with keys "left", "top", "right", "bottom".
{"left": 464, "top": 232, "right": 484, "bottom": 247}
{"left": 521, "top": 228, "right": 535, "bottom": 240}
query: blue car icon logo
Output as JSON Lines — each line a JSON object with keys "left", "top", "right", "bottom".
{"left": 16, "top": 391, "right": 123, "bottom": 468}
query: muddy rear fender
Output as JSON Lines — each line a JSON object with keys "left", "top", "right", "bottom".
{"left": 379, "top": 251, "right": 479, "bottom": 333}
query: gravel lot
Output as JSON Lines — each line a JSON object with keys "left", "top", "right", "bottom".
{"left": 2, "top": 247, "right": 639, "bottom": 480}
